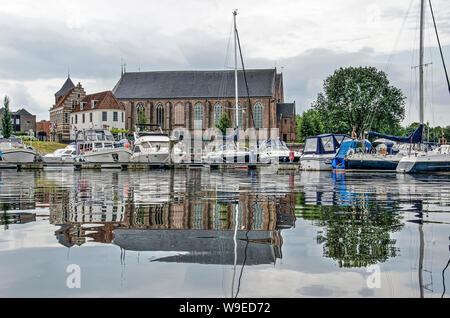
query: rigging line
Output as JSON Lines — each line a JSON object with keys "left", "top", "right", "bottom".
{"left": 442, "top": 258, "right": 450, "bottom": 298}
{"left": 428, "top": 0, "right": 450, "bottom": 94}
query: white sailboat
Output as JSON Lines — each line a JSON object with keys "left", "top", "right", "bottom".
{"left": 397, "top": 0, "right": 450, "bottom": 173}
{"left": 203, "top": 10, "right": 250, "bottom": 165}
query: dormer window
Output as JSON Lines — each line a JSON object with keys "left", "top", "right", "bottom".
{"left": 91, "top": 100, "right": 98, "bottom": 108}
{"left": 72, "top": 100, "right": 78, "bottom": 109}
{"left": 80, "top": 102, "right": 87, "bottom": 111}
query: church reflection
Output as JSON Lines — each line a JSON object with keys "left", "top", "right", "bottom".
{"left": 47, "top": 169, "right": 297, "bottom": 266}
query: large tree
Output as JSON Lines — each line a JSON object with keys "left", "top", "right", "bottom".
{"left": 1, "top": 96, "right": 13, "bottom": 138}
{"left": 296, "top": 109, "right": 324, "bottom": 142}
{"left": 312, "top": 66, "right": 406, "bottom": 138}
{"left": 215, "top": 113, "right": 231, "bottom": 135}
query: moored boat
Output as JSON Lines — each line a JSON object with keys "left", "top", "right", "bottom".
{"left": 300, "top": 134, "right": 351, "bottom": 170}
{"left": 0, "top": 136, "right": 36, "bottom": 163}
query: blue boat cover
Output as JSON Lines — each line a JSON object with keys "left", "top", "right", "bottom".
{"left": 368, "top": 124, "right": 423, "bottom": 144}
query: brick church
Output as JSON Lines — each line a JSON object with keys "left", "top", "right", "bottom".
{"left": 112, "top": 68, "right": 297, "bottom": 142}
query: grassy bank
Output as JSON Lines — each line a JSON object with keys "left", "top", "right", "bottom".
{"left": 24, "top": 141, "right": 67, "bottom": 155}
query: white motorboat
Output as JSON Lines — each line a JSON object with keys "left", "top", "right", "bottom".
{"left": 42, "top": 143, "right": 76, "bottom": 163}
{"left": 0, "top": 136, "right": 36, "bottom": 163}
{"left": 300, "top": 134, "right": 351, "bottom": 170}
{"left": 130, "top": 128, "right": 170, "bottom": 164}
{"left": 75, "top": 129, "right": 132, "bottom": 163}
{"left": 203, "top": 142, "right": 250, "bottom": 164}
{"left": 256, "top": 138, "right": 301, "bottom": 163}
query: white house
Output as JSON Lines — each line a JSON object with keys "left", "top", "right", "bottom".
{"left": 70, "top": 91, "right": 126, "bottom": 140}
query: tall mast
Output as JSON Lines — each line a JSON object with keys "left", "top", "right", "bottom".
{"left": 233, "top": 10, "right": 239, "bottom": 136}
{"left": 419, "top": 0, "right": 425, "bottom": 125}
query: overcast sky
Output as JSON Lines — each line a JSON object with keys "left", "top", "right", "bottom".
{"left": 0, "top": 0, "right": 449, "bottom": 127}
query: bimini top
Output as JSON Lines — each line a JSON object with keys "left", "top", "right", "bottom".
{"left": 303, "top": 134, "right": 351, "bottom": 154}
{"left": 368, "top": 124, "right": 423, "bottom": 144}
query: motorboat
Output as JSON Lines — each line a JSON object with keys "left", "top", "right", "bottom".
{"left": 130, "top": 129, "right": 170, "bottom": 163}
{"left": 397, "top": 144, "right": 450, "bottom": 173}
{"left": 0, "top": 136, "right": 36, "bottom": 163}
{"left": 203, "top": 142, "right": 250, "bottom": 164}
{"left": 300, "top": 134, "right": 351, "bottom": 170}
{"left": 256, "top": 138, "right": 301, "bottom": 163}
{"left": 42, "top": 143, "right": 76, "bottom": 163}
{"left": 75, "top": 129, "right": 132, "bottom": 163}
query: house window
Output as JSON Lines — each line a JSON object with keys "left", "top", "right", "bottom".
{"left": 102, "top": 112, "right": 107, "bottom": 121}
{"left": 72, "top": 100, "right": 78, "bottom": 109}
{"left": 156, "top": 104, "right": 164, "bottom": 128}
{"left": 113, "top": 112, "right": 118, "bottom": 122}
{"left": 82, "top": 113, "right": 85, "bottom": 123}
{"left": 194, "top": 102, "right": 203, "bottom": 129}
{"left": 92, "top": 100, "right": 98, "bottom": 108}
{"left": 75, "top": 114, "right": 78, "bottom": 124}
{"left": 254, "top": 102, "right": 263, "bottom": 129}
{"left": 71, "top": 117, "right": 73, "bottom": 124}
{"left": 90, "top": 113, "right": 93, "bottom": 122}
{"left": 64, "top": 112, "right": 69, "bottom": 123}
{"left": 121, "top": 112, "right": 124, "bottom": 122}
{"left": 214, "top": 102, "right": 222, "bottom": 126}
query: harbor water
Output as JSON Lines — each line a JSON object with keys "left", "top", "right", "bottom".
{"left": 0, "top": 169, "right": 449, "bottom": 297}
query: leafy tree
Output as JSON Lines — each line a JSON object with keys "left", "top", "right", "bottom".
{"left": 296, "top": 109, "right": 324, "bottom": 142}
{"left": 312, "top": 66, "right": 406, "bottom": 138}
{"left": 1, "top": 96, "right": 13, "bottom": 138}
{"left": 137, "top": 107, "right": 148, "bottom": 124}
{"left": 215, "top": 113, "right": 231, "bottom": 135}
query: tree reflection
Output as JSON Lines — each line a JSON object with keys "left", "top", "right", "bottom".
{"left": 296, "top": 190, "right": 404, "bottom": 268}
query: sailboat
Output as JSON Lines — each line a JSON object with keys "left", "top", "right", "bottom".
{"left": 397, "top": 0, "right": 450, "bottom": 173}
{"left": 203, "top": 10, "right": 250, "bottom": 165}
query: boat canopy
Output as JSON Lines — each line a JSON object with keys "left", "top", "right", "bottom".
{"left": 368, "top": 124, "right": 423, "bottom": 144}
{"left": 332, "top": 139, "right": 372, "bottom": 169}
{"left": 259, "top": 139, "right": 289, "bottom": 151}
{"left": 303, "top": 134, "right": 351, "bottom": 154}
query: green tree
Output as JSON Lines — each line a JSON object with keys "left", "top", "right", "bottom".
{"left": 296, "top": 109, "right": 324, "bottom": 143}
{"left": 312, "top": 66, "right": 406, "bottom": 138}
{"left": 1, "top": 95, "right": 13, "bottom": 138}
{"left": 215, "top": 113, "right": 231, "bottom": 135}
{"left": 137, "top": 107, "right": 148, "bottom": 124}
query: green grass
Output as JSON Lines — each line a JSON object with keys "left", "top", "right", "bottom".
{"left": 24, "top": 141, "right": 68, "bottom": 155}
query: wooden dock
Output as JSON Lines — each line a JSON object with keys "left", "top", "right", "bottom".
{"left": 0, "top": 161, "right": 300, "bottom": 171}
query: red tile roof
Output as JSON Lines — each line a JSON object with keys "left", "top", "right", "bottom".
{"left": 72, "top": 91, "right": 125, "bottom": 113}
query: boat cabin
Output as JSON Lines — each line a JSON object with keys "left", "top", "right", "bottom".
{"left": 75, "top": 129, "right": 120, "bottom": 154}
{"left": 303, "top": 134, "right": 351, "bottom": 155}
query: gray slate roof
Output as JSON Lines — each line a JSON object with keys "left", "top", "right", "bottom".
{"left": 276, "top": 103, "right": 295, "bottom": 120}
{"left": 112, "top": 69, "right": 277, "bottom": 99}
{"left": 55, "top": 76, "right": 75, "bottom": 97}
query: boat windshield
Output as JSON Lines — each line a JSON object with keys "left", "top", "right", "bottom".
{"left": 321, "top": 136, "right": 335, "bottom": 152}
{"left": 304, "top": 138, "right": 318, "bottom": 153}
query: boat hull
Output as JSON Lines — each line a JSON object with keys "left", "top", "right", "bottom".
{"left": 300, "top": 156, "right": 334, "bottom": 171}
{"left": 76, "top": 149, "right": 132, "bottom": 163}
{"left": 397, "top": 154, "right": 450, "bottom": 173}
{"left": 345, "top": 158, "right": 400, "bottom": 170}
{"left": 131, "top": 152, "right": 170, "bottom": 163}
{"left": 0, "top": 149, "right": 36, "bottom": 163}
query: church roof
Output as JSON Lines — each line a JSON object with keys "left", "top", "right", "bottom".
{"left": 55, "top": 76, "right": 75, "bottom": 97}
{"left": 112, "top": 69, "right": 277, "bottom": 99}
{"left": 53, "top": 87, "right": 75, "bottom": 109}
{"left": 276, "top": 103, "right": 295, "bottom": 120}
{"left": 72, "top": 91, "right": 124, "bottom": 113}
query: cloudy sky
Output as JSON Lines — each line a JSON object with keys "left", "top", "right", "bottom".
{"left": 0, "top": 0, "right": 449, "bottom": 126}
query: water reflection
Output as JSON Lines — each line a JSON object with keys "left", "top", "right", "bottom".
{"left": 40, "top": 170, "right": 297, "bottom": 266}
{"left": 0, "top": 169, "right": 449, "bottom": 297}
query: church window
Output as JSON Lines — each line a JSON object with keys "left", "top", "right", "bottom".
{"left": 194, "top": 102, "right": 203, "bottom": 129}
{"left": 214, "top": 102, "right": 222, "bottom": 126}
{"left": 254, "top": 102, "right": 263, "bottom": 129}
{"left": 174, "top": 103, "right": 184, "bottom": 125}
{"left": 156, "top": 104, "right": 164, "bottom": 128}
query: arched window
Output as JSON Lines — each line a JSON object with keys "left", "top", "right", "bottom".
{"left": 194, "top": 102, "right": 203, "bottom": 129}
{"left": 254, "top": 102, "right": 263, "bottom": 129}
{"left": 136, "top": 103, "right": 146, "bottom": 124}
{"left": 156, "top": 103, "right": 164, "bottom": 128}
{"left": 174, "top": 103, "right": 184, "bottom": 125}
{"left": 214, "top": 102, "right": 223, "bottom": 126}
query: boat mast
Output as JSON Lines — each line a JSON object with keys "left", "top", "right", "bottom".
{"left": 233, "top": 9, "right": 239, "bottom": 148}
{"left": 419, "top": 0, "right": 425, "bottom": 125}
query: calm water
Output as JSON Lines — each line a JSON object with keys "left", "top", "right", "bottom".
{"left": 0, "top": 168, "right": 449, "bottom": 298}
